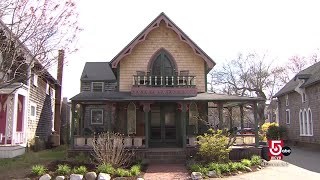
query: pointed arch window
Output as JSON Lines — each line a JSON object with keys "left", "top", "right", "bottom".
{"left": 303, "top": 109, "right": 307, "bottom": 135}
{"left": 308, "top": 108, "right": 313, "bottom": 136}
{"left": 189, "top": 102, "right": 199, "bottom": 134}
{"left": 127, "top": 102, "right": 136, "bottom": 135}
{"left": 299, "top": 110, "right": 303, "bottom": 135}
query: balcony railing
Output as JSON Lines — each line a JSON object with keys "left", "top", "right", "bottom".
{"left": 132, "top": 75, "right": 196, "bottom": 87}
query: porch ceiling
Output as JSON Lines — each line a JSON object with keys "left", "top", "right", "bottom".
{"left": 70, "top": 91, "right": 264, "bottom": 103}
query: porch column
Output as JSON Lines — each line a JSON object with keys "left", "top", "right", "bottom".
{"left": 179, "top": 102, "right": 187, "bottom": 148}
{"left": 217, "top": 102, "right": 223, "bottom": 130}
{"left": 106, "top": 102, "right": 112, "bottom": 132}
{"left": 253, "top": 101, "right": 259, "bottom": 147}
{"left": 142, "top": 102, "right": 151, "bottom": 148}
{"left": 11, "top": 93, "right": 18, "bottom": 145}
{"left": 80, "top": 104, "right": 85, "bottom": 136}
{"left": 240, "top": 105, "right": 244, "bottom": 130}
{"left": 70, "top": 102, "right": 76, "bottom": 148}
{"left": 228, "top": 107, "right": 233, "bottom": 130}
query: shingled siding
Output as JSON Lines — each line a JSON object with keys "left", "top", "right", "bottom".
{"left": 119, "top": 21, "right": 206, "bottom": 92}
{"left": 80, "top": 81, "right": 117, "bottom": 92}
{"left": 278, "top": 83, "right": 320, "bottom": 144}
{"left": 28, "top": 75, "right": 55, "bottom": 143}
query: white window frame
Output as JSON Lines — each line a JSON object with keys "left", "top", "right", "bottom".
{"left": 303, "top": 109, "right": 307, "bottom": 135}
{"left": 91, "top": 109, "right": 104, "bottom": 125}
{"left": 308, "top": 108, "right": 313, "bottom": 136}
{"left": 285, "top": 109, "right": 290, "bottom": 124}
{"left": 299, "top": 110, "right": 303, "bottom": 135}
{"left": 91, "top": 82, "right": 104, "bottom": 92}
{"left": 46, "top": 82, "right": 50, "bottom": 95}
{"left": 285, "top": 94, "right": 289, "bottom": 106}
{"left": 30, "top": 102, "right": 37, "bottom": 120}
{"left": 33, "top": 73, "right": 38, "bottom": 87}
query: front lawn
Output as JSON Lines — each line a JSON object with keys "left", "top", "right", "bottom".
{"left": 0, "top": 146, "right": 66, "bottom": 179}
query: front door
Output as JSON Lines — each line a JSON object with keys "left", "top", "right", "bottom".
{"left": 150, "top": 103, "right": 178, "bottom": 147}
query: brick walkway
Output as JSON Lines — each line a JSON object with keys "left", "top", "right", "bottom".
{"left": 143, "top": 164, "right": 191, "bottom": 180}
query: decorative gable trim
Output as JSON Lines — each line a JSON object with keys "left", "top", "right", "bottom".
{"left": 110, "top": 12, "right": 215, "bottom": 71}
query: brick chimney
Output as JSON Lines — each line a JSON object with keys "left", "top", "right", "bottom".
{"left": 54, "top": 50, "right": 64, "bottom": 136}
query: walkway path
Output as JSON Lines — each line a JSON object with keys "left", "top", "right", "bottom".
{"left": 143, "top": 164, "right": 190, "bottom": 180}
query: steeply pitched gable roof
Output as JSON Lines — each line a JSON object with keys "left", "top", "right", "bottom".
{"left": 81, "top": 62, "right": 116, "bottom": 81}
{"left": 109, "top": 12, "right": 215, "bottom": 71}
{"left": 274, "top": 61, "right": 320, "bottom": 97}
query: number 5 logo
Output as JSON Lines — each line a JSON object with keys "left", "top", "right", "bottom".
{"left": 268, "top": 140, "right": 283, "bottom": 159}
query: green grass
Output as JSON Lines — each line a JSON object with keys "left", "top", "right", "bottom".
{"left": 0, "top": 146, "right": 66, "bottom": 174}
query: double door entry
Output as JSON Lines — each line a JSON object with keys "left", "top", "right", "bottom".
{"left": 149, "top": 103, "right": 180, "bottom": 147}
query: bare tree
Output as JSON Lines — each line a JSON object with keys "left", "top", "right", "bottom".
{"left": 209, "top": 52, "right": 287, "bottom": 125}
{"left": 0, "top": 0, "right": 81, "bottom": 90}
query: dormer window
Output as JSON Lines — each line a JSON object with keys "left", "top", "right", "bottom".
{"left": 92, "top": 82, "right": 104, "bottom": 92}
{"left": 285, "top": 94, "right": 289, "bottom": 106}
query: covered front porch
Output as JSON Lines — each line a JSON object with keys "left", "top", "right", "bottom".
{"left": 0, "top": 83, "right": 28, "bottom": 158}
{"left": 70, "top": 92, "right": 263, "bottom": 152}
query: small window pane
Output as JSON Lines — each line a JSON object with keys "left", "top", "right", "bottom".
{"left": 91, "top": 109, "right": 103, "bottom": 124}
{"left": 92, "top": 82, "right": 103, "bottom": 92}
{"left": 31, "top": 106, "right": 36, "bottom": 116}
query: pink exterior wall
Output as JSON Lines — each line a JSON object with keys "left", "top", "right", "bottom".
{"left": 16, "top": 95, "right": 24, "bottom": 132}
{"left": 0, "top": 95, "right": 7, "bottom": 144}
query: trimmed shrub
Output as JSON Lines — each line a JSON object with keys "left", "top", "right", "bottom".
{"left": 31, "top": 165, "right": 47, "bottom": 176}
{"left": 251, "top": 155, "right": 262, "bottom": 166}
{"left": 56, "top": 164, "right": 71, "bottom": 175}
{"left": 130, "top": 164, "right": 141, "bottom": 176}
{"left": 97, "top": 163, "right": 115, "bottom": 174}
{"left": 115, "top": 168, "right": 131, "bottom": 177}
{"left": 73, "top": 166, "right": 87, "bottom": 175}
{"left": 241, "top": 159, "right": 252, "bottom": 167}
{"left": 197, "top": 130, "right": 231, "bottom": 162}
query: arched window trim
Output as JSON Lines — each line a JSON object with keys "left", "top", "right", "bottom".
{"left": 147, "top": 48, "right": 178, "bottom": 74}
{"left": 303, "top": 109, "right": 307, "bottom": 135}
{"left": 127, "top": 102, "right": 136, "bottom": 135}
{"left": 308, "top": 108, "right": 313, "bottom": 136}
{"left": 189, "top": 102, "right": 199, "bottom": 134}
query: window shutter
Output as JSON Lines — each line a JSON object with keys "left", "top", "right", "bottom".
{"left": 127, "top": 103, "right": 136, "bottom": 135}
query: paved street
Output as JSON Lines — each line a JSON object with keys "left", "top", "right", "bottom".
{"left": 224, "top": 146, "right": 320, "bottom": 180}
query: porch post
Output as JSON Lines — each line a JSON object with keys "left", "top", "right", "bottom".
{"left": 70, "top": 102, "right": 76, "bottom": 148}
{"left": 217, "top": 102, "right": 223, "bottom": 130}
{"left": 142, "top": 102, "right": 151, "bottom": 148}
{"left": 228, "top": 107, "right": 233, "bottom": 130}
{"left": 179, "top": 102, "right": 187, "bottom": 148}
{"left": 80, "top": 104, "right": 85, "bottom": 136}
{"left": 106, "top": 102, "right": 112, "bottom": 132}
{"left": 253, "top": 101, "right": 259, "bottom": 147}
{"left": 240, "top": 105, "right": 244, "bottom": 130}
{"left": 11, "top": 93, "right": 18, "bottom": 145}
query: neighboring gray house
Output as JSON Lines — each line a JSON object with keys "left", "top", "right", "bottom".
{"left": 274, "top": 62, "right": 320, "bottom": 146}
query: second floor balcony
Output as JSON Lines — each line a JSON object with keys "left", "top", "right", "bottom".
{"left": 132, "top": 75, "right": 196, "bottom": 87}
{"left": 131, "top": 74, "right": 198, "bottom": 97}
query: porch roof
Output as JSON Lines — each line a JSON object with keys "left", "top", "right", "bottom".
{"left": 70, "top": 91, "right": 263, "bottom": 103}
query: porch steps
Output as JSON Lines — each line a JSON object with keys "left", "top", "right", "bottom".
{"left": 145, "top": 148, "right": 187, "bottom": 164}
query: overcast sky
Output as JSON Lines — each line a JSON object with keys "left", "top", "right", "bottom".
{"left": 59, "top": 0, "right": 320, "bottom": 99}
